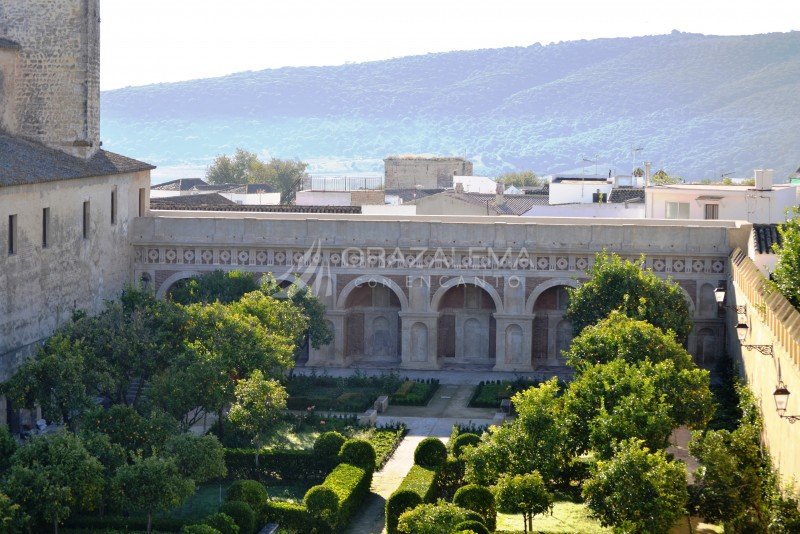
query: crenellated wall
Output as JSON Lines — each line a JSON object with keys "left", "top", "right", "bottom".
{"left": 729, "top": 249, "right": 800, "bottom": 485}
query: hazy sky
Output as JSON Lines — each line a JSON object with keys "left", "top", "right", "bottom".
{"left": 101, "top": 0, "right": 799, "bottom": 90}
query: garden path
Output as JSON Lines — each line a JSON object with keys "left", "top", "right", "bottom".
{"left": 345, "top": 385, "right": 495, "bottom": 534}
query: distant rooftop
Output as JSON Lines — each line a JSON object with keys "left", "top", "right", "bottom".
{"left": 608, "top": 188, "right": 645, "bottom": 203}
{"left": 385, "top": 188, "right": 445, "bottom": 203}
{"left": 150, "top": 196, "right": 361, "bottom": 214}
{"left": 0, "top": 37, "right": 20, "bottom": 50}
{"left": 385, "top": 155, "right": 469, "bottom": 162}
{"left": 151, "top": 178, "right": 207, "bottom": 191}
{"left": 411, "top": 190, "right": 547, "bottom": 215}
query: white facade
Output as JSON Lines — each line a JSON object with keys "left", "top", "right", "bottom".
{"left": 296, "top": 190, "right": 353, "bottom": 206}
{"left": 454, "top": 175, "right": 497, "bottom": 194}
{"left": 524, "top": 202, "right": 645, "bottom": 218}
{"left": 646, "top": 184, "right": 798, "bottom": 223}
{"left": 549, "top": 181, "right": 614, "bottom": 205}
{"left": 223, "top": 192, "right": 281, "bottom": 205}
{"left": 361, "top": 205, "right": 417, "bottom": 216}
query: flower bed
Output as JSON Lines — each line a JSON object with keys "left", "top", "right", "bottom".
{"left": 468, "top": 379, "right": 538, "bottom": 408}
{"left": 390, "top": 379, "right": 440, "bottom": 406}
{"left": 285, "top": 373, "right": 403, "bottom": 412}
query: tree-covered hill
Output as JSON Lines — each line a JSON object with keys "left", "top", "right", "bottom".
{"left": 101, "top": 31, "right": 800, "bottom": 179}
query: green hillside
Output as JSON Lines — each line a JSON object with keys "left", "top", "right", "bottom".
{"left": 101, "top": 31, "right": 800, "bottom": 178}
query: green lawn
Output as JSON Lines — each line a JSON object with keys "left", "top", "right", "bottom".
{"left": 496, "top": 501, "right": 611, "bottom": 534}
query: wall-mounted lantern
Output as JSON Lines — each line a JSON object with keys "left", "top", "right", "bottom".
{"left": 773, "top": 382, "right": 800, "bottom": 423}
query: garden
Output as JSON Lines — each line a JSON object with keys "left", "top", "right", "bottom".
{"left": 469, "top": 379, "right": 544, "bottom": 409}
{"left": 285, "top": 373, "right": 440, "bottom": 412}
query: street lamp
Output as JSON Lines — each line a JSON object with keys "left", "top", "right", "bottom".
{"left": 773, "top": 382, "right": 800, "bottom": 423}
{"left": 736, "top": 321, "right": 749, "bottom": 342}
{"left": 713, "top": 283, "right": 746, "bottom": 314}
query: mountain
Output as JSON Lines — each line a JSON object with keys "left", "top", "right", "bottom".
{"left": 101, "top": 31, "right": 800, "bottom": 179}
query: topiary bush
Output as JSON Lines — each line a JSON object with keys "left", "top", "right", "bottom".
{"left": 304, "top": 485, "right": 339, "bottom": 529}
{"left": 314, "top": 431, "right": 346, "bottom": 458}
{"left": 453, "top": 520, "right": 490, "bottom": 534}
{"left": 203, "top": 512, "right": 239, "bottom": 534}
{"left": 451, "top": 433, "right": 481, "bottom": 459}
{"left": 220, "top": 501, "right": 255, "bottom": 534}
{"left": 386, "top": 490, "right": 423, "bottom": 534}
{"left": 453, "top": 484, "right": 496, "bottom": 531}
{"left": 414, "top": 437, "right": 447, "bottom": 468}
{"left": 339, "top": 438, "right": 377, "bottom": 471}
{"left": 226, "top": 480, "right": 269, "bottom": 509}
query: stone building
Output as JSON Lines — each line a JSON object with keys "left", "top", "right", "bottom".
{"left": 0, "top": 0, "right": 153, "bottom": 429}
{"left": 384, "top": 155, "right": 473, "bottom": 189}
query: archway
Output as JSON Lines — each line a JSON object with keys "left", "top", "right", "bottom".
{"left": 342, "top": 282, "right": 402, "bottom": 363}
{"left": 435, "top": 282, "right": 497, "bottom": 363}
{"left": 698, "top": 283, "right": 718, "bottom": 318}
{"left": 695, "top": 327, "right": 718, "bottom": 369}
{"left": 532, "top": 285, "right": 572, "bottom": 366}
{"left": 156, "top": 270, "right": 201, "bottom": 299}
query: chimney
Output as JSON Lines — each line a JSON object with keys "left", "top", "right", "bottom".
{"left": 644, "top": 161, "right": 652, "bottom": 187}
{"left": 496, "top": 182, "right": 505, "bottom": 205}
{"left": 754, "top": 169, "right": 774, "bottom": 191}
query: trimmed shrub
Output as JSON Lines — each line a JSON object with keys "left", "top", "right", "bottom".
{"left": 435, "top": 457, "right": 466, "bottom": 500}
{"left": 182, "top": 526, "right": 221, "bottom": 534}
{"left": 453, "top": 485, "right": 496, "bottom": 531}
{"left": 258, "top": 500, "right": 316, "bottom": 533}
{"left": 386, "top": 490, "right": 423, "bottom": 534}
{"left": 65, "top": 515, "right": 184, "bottom": 532}
{"left": 220, "top": 501, "right": 255, "bottom": 534}
{"left": 451, "top": 433, "right": 481, "bottom": 459}
{"left": 314, "top": 431, "right": 346, "bottom": 458}
{"left": 224, "top": 448, "right": 338, "bottom": 482}
{"left": 464, "top": 511, "right": 485, "bottom": 524}
{"left": 203, "top": 512, "right": 239, "bottom": 534}
{"left": 322, "top": 463, "right": 372, "bottom": 529}
{"left": 304, "top": 485, "right": 340, "bottom": 528}
{"left": 397, "top": 502, "right": 470, "bottom": 534}
{"left": 386, "top": 466, "right": 438, "bottom": 533}
{"left": 339, "top": 438, "right": 377, "bottom": 471}
{"left": 226, "top": 480, "right": 269, "bottom": 509}
{"left": 453, "top": 520, "right": 490, "bottom": 534}
{"left": 414, "top": 437, "right": 447, "bottom": 468}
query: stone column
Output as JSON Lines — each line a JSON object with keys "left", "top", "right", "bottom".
{"left": 399, "top": 312, "right": 440, "bottom": 370}
{"left": 493, "top": 313, "right": 534, "bottom": 372}
{"left": 308, "top": 310, "right": 347, "bottom": 367}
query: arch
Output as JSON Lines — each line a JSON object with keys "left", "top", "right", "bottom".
{"left": 156, "top": 270, "right": 201, "bottom": 299}
{"left": 430, "top": 276, "right": 503, "bottom": 313}
{"left": 271, "top": 272, "right": 308, "bottom": 290}
{"left": 336, "top": 275, "right": 409, "bottom": 311}
{"left": 675, "top": 285, "right": 697, "bottom": 317}
{"left": 698, "top": 283, "right": 717, "bottom": 318}
{"left": 525, "top": 278, "right": 580, "bottom": 314}
{"left": 695, "top": 327, "right": 717, "bottom": 368}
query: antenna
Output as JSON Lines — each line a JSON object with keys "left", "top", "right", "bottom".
{"left": 631, "top": 147, "right": 644, "bottom": 174}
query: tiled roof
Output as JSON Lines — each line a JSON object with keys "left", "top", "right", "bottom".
{"left": 224, "top": 183, "right": 277, "bottom": 194}
{"left": 151, "top": 178, "right": 208, "bottom": 191}
{"left": 413, "top": 191, "right": 547, "bottom": 215}
{"left": 753, "top": 223, "right": 782, "bottom": 254}
{"left": 0, "top": 132, "right": 154, "bottom": 187}
{"left": 150, "top": 199, "right": 361, "bottom": 214}
{"left": 150, "top": 193, "right": 237, "bottom": 209}
{"left": 608, "top": 188, "right": 645, "bottom": 203}
{"left": 0, "top": 37, "right": 20, "bottom": 50}
{"left": 385, "top": 188, "right": 446, "bottom": 202}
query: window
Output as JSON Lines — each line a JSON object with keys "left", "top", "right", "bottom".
{"left": 42, "top": 208, "right": 50, "bottom": 248}
{"left": 704, "top": 204, "right": 719, "bottom": 220}
{"left": 110, "top": 189, "right": 117, "bottom": 225}
{"left": 82, "top": 201, "right": 90, "bottom": 239}
{"left": 665, "top": 201, "right": 690, "bottom": 219}
{"left": 7, "top": 214, "right": 17, "bottom": 255}
{"left": 138, "top": 188, "right": 146, "bottom": 217}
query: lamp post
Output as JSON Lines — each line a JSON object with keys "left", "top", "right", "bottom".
{"left": 773, "top": 382, "right": 800, "bottom": 423}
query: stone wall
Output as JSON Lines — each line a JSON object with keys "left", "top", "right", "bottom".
{"left": 0, "top": 171, "right": 150, "bottom": 384}
{"left": 729, "top": 249, "right": 800, "bottom": 485}
{"left": 0, "top": 0, "right": 100, "bottom": 158}
{"left": 384, "top": 157, "right": 473, "bottom": 189}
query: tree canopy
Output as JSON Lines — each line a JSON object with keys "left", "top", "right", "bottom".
{"left": 772, "top": 208, "right": 800, "bottom": 309}
{"left": 495, "top": 170, "right": 543, "bottom": 187}
{"left": 205, "top": 148, "right": 308, "bottom": 204}
{"left": 566, "top": 251, "right": 692, "bottom": 342}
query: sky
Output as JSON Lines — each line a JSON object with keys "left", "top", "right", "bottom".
{"left": 101, "top": 0, "right": 799, "bottom": 90}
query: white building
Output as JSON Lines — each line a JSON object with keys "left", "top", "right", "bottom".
{"left": 645, "top": 170, "right": 798, "bottom": 223}
{"left": 453, "top": 175, "right": 498, "bottom": 194}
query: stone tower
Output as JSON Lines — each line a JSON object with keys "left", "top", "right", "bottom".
{"left": 0, "top": 0, "right": 100, "bottom": 159}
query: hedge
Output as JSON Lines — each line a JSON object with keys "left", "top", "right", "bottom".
{"left": 386, "top": 465, "right": 438, "bottom": 534}
{"left": 259, "top": 500, "right": 318, "bottom": 533}
{"left": 390, "top": 379, "right": 440, "bottom": 406}
{"left": 339, "top": 438, "right": 376, "bottom": 471}
{"left": 220, "top": 501, "right": 255, "bottom": 534}
{"left": 224, "top": 448, "right": 338, "bottom": 482}
{"left": 453, "top": 485, "right": 496, "bottom": 531}
{"left": 314, "top": 431, "right": 346, "bottom": 458}
{"left": 454, "top": 519, "right": 490, "bottom": 534}
{"left": 435, "top": 457, "right": 467, "bottom": 501}
{"left": 64, "top": 515, "right": 184, "bottom": 532}
{"left": 225, "top": 480, "right": 269, "bottom": 509}
{"left": 260, "top": 461, "right": 372, "bottom": 532}
{"left": 202, "top": 513, "right": 239, "bottom": 534}
{"left": 451, "top": 433, "right": 481, "bottom": 458}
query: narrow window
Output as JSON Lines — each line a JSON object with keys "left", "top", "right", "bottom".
{"left": 110, "top": 189, "right": 117, "bottom": 225}
{"left": 82, "top": 201, "right": 90, "bottom": 239}
{"left": 42, "top": 208, "right": 50, "bottom": 248}
{"left": 704, "top": 204, "right": 719, "bottom": 220}
{"left": 8, "top": 214, "right": 17, "bottom": 255}
{"left": 138, "top": 188, "right": 146, "bottom": 217}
